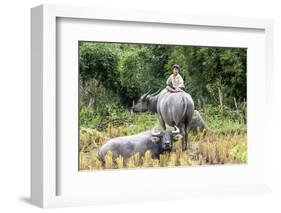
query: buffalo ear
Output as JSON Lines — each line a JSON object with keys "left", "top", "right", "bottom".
{"left": 151, "top": 136, "right": 160, "bottom": 143}
{"left": 173, "top": 134, "right": 183, "bottom": 141}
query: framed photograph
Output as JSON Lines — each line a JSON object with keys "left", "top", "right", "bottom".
{"left": 31, "top": 4, "right": 274, "bottom": 208}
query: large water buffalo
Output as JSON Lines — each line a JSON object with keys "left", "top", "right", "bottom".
{"left": 132, "top": 89, "right": 194, "bottom": 150}
{"left": 98, "top": 128, "right": 181, "bottom": 162}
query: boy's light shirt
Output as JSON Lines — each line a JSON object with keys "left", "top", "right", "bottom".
{"left": 166, "top": 74, "right": 185, "bottom": 88}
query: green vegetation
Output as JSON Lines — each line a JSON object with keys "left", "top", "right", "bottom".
{"left": 79, "top": 41, "right": 247, "bottom": 170}
{"left": 79, "top": 42, "right": 246, "bottom": 111}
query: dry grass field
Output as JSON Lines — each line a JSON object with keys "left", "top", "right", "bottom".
{"left": 79, "top": 112, "right": 247, "bottom": 170}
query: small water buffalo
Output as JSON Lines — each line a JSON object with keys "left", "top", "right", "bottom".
{"left": 189, "top": 110, "right": 209, "bottom": 131}
{"left": 97, "top": 127, "right": 181, "bottom": 162}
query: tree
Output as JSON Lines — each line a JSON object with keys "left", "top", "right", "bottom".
{"left": 184, "top": 47, "right": 246, "bottom": 106}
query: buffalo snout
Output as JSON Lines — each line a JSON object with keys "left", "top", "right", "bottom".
{"left": 132, "top": 106, "right": 141, "bottom": 113}
{"left": 163, "top": 139, "right": 172, "bottom": 150}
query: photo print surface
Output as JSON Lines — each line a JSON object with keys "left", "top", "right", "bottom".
{"left": 79, "top": 41, "right": 247, "bottom": 170}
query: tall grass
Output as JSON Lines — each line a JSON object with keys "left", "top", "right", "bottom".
{"left": 79, "top": 105, "right": 247, "bottom": 170}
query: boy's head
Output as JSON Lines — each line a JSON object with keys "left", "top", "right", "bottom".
{"left": 172, "top": 64, "right": 180, "bottom": 75}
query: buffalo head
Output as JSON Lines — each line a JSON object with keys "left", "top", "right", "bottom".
{"left": 132, "top": 89, "right": 161, "bottom": 113}
{"left": 150, "top": 126, "right": 181, "bottom": 150}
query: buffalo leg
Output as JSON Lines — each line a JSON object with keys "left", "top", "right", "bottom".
{"left": 184, "top": 109, "right": 193, "bottom": 150}
{"left": 184, "top": 132, "right": 188, "bottom": 150}
{"left": 158, "top": 115, "right": 166, "bottom": 130}
{"left": 180, "top": 127, "right": 187, "bottom": 150}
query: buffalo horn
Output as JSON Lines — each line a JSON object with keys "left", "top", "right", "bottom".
{"left": 141, "top": 89, "right": 152, "bottom": 99}
{"left": 150, "top": 88, "right": 162, "bottom": 96}
{"left": 172, "top": 126, "right": 180, "bottom": 134}
{"left": 152, "top": 129, "right": 161, "bottom": 136}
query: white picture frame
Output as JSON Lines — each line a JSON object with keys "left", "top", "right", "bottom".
{"left": 31, "top": 4, "right": 274, "bottom": 208}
